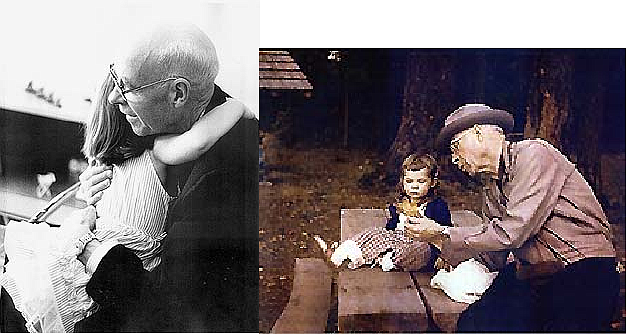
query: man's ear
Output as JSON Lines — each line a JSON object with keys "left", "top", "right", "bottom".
{"left": 169, "top": 78, "right": 191, "bottom": 108}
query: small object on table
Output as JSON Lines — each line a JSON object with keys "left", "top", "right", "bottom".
{"left": 35, "top": 172, "right": 56, "bottom": 199}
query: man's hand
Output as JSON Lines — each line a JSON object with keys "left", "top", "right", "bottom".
{"left": 76, "top": 164, "right": 112, "bottom": 205}
{"left": 405, "top": 217, "right": 446, "bottom": 243}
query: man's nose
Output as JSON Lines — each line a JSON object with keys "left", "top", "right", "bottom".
{"left": 108, "top": 88, "right": 124, "bottom": 105}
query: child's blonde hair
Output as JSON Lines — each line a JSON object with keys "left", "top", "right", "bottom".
{"left": 82, "top": 73, "right": 152, "bottom": 165}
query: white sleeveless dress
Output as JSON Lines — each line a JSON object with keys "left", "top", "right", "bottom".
{"left": 0, "top": 150, "right": 174, "bottom": 332}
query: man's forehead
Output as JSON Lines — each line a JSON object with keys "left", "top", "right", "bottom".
{"left": 452, "top": 127, "right": 475, "bottom": 142}
{"left": 111, "top": 59, "right": 133, "bottom": 83}
{"left": 112, "top": 49, "right": 149, "bottom": 83}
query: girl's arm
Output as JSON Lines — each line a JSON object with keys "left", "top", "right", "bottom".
{"left": 153, "top": 98, "right": 254, "bottom": 165}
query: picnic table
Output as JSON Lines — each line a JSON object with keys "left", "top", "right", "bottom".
{"left": 338, "top": 208, "right": 477, "bottom": 332}
{"left": 269, "top": 208, "right": 483, "bottom": 333}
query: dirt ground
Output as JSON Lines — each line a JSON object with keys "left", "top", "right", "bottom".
{"left": 258, "top": 144, "right": 395, "bottom": 332}
{"left": 258, "top": 140, "right": 626, "bottom": 333}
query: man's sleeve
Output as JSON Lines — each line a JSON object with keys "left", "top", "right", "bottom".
{"left": 85, "top": 245, "right": 146, "bottom": 311}
{"left": 447, "top": 143, "right": 572, "bottom": 253}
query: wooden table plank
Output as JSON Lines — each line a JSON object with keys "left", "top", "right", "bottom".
{"left": 412, "top": 272, "right": 470, "bottom": 333}
{"left": 339, "top": 268, "right": 427, "bottom": 332}
{"left": 340, "top": 208, "right": 387, "bottom": 241}
{"left": 271, "top": 258, "right": 332, "bottom": 333}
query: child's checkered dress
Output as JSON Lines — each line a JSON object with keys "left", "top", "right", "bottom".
{"left": 349, "top": 197, "right": 451, "bottom": 271}
{"left": 351, "top": 226, "right": 433, "bottom": 271}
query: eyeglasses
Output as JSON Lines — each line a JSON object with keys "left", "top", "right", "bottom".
{"left": 109, "top": 63, "right": 182, "bottom": 102}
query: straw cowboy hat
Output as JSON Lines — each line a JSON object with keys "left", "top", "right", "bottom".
{"left": 436, "top": 104, "right": 514, "bottom": 152}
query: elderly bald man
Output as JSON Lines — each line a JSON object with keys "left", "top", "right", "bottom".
{"left": 1, "top": 23, "right": 257, "bottom": 332}
{"left": 406, "top": 104, "right": 618, "bottom": 332}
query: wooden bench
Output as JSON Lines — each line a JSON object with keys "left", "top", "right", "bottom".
{"left": 271, "top": 258, "right": 332, "bottom": 333}
{"left": 339, "top": 208, "right": 482, "bottom": 333}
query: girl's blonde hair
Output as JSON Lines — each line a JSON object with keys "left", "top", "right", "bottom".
{"left": 82, "top": 73, "right": 152, "bottom": 165}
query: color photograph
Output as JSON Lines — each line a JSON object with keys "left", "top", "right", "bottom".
{"left": 259, "top": 48, "right": 625, "bottom": 332}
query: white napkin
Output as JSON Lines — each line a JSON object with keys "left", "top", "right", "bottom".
{"left": 430, "top": 258, "right": 498, "bottom": 304}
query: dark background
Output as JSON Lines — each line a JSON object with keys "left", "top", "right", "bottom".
{"left": 264, "top": 49, "right": 624, "bottom": 152}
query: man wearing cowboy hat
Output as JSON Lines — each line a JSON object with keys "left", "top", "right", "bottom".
{"left": 406, "top": 104, "right": 619, "bottom": 332}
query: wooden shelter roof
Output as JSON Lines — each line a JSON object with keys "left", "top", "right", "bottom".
{"left": 259, "top": 51, "right": 312, "bottom": 90}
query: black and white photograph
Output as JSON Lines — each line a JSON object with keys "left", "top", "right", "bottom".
{"left": 0, "top": 1, "right": 259, "bottom": 332}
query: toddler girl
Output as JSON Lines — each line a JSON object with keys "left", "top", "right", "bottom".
{"left": 318, "top": 153, "right": 452, "bottom": 271}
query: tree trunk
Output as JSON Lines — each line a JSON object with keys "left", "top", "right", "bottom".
{"left": 384, "top": 51, "right": 455, "bottom": 177}
{"left": 569, "top": 54, "right": 605, "bottom": 193}
{"left": 524, "top": 51, "right": 573, "bottom": 151}
{"left": 578, "top": 82, "right": 603, "bottom": 192}
{"left": 524, "top": 51, "right": 604, "bottom": 192}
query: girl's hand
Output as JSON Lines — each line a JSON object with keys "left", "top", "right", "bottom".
{"left": 76, "top": 163, "right": 112, "bottom": 205}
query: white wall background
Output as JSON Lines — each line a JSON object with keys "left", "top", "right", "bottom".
{"left": 0, "top": 0, "right": 259, "bottom": 122}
